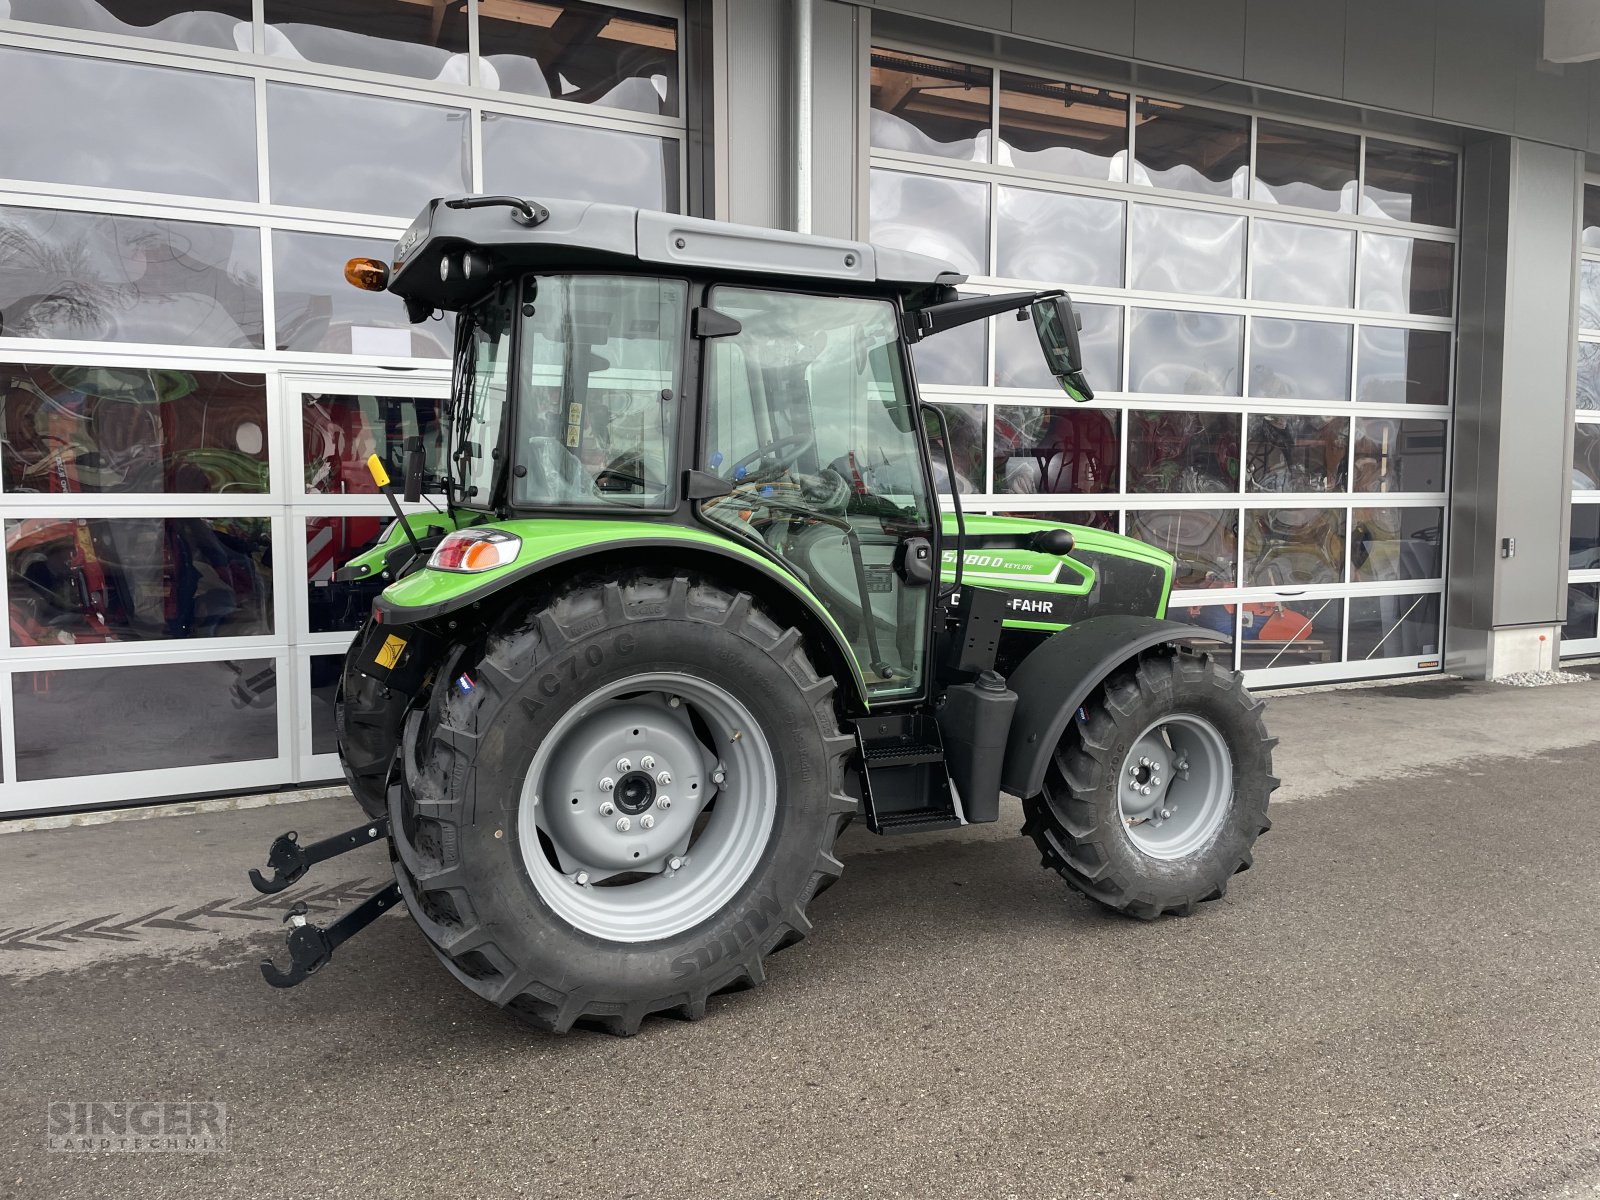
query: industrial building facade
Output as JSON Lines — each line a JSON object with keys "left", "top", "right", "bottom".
{"left": 0, "top": 0, "right": 1591, "bottom": 813}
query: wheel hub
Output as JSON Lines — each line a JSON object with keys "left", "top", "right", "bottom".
{"left": 613, "top": 770, "right": 657, "bottom": 815}
{"left": 1117, "top": 714, "right": 1232, "bottom": 860}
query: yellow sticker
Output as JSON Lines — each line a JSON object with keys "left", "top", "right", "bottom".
{"left": 366, "top": 454, "right": 391, "bottom": 488}
{"left": 374, "top": 634, "right": 407, "bottom": 670}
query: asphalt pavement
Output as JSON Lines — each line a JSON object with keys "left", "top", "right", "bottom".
{"left": 3, "top": 673, "right": 1600, "bottom": 1199}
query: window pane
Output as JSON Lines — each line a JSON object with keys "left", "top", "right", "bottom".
{"left": 0, "top": 48, "right": 255, "bottom": 202}
{"left": 1350, "top": 592, "right": 1441, "bottom": 660}
{"left": 1352, "top": 507, "right": 1443, "bottom": 581}
{"left": 1126, "top": 410, "right": 1240, "bottom": 494}
{"left": 1580, "top": 344, "right": 1600, "bottom": 413}
{"left": 1248, "top": 318, "right": 1352, "bottom": 403}
{"left": 1132, "top": 97, "right": 1249, "bottom": 197}
{"left": 1252, "top": 119, "right": 1358, "bottom": 213}
{"left": 304, "top": 393, "right": 445, "bottom": 495}
{"left": 3, "top": 365, "right": 268, "bottom": 495}
{"left": 1362, "top": 139, "right": 1457, "bottom": 227}
{"left": 306, "top": 517, "right": 387, "bottom": 633}
{"left": 1243, "top": 508, "right": 1345, "bottom": 585}
{"left": 1581, "top": 262, "right": 1600, "bottom": 333}
{"left": 997, "top": 73, "right": 1127, "bottom": 181}
{"left": 1355, "top": 327, "right": 1451, "bottom": 406}
{"left": 1565, "top": 583, "right": 1600, "bottom": 643}
{"left": 1128, "top": 309, "right": 1242, "bottom": 396}
{"left": 1571, "top": 504, "right": 1600, "bottom": 569}
{"left": 479, "top": 1, "right": 678, "bottom": 116}
{"left": 268, "top": 85, "right": 468, "bottom": 218}
{"left": 264, "top": 0, "right": 469, "bottom": 79}
{"left": 1574, "top": 424, "right": 1600, "bottom": 491}
{"left": 1354, "top": 418, "right": 1446, "bottom": 492}
{"left": 1169, "top": 603, "right": 1237, "bottom": 651}
{"left": 925, "top": 402, "right": 986, "bottom": 493}
{"left": 1130, "top": 204, "right": 1244, "bottom": 297}
{"left": 1240, "top": 598, "right": 1343, "bottom": 669}
{"left": 1585, "top": 186, "right": 1600, "bottom": 250}
{"left": 1251, "top": 220, "right": 1353, "bottom": 309}
{"left": 1246, "top": 416, "right": 1349, "bottom": 492}
{"left": 1360, "top": 234, "right": 1454, "bottom": 317}
{"left": 310, "top": 653, "right": 342, "bottom": 755}
{"left": 2, "top": 0, "right": 250, "bottom": 48}
{"left": 273, "top": 231, "right": 451, "bottom": 357}
{"left": 996, "top": 302, "right": 1121, "bottom": 391}
{"left": 995, "top": 186, "right": 1124, "bottom": 286}
{"left": 8, "top": 516, "right": 272, "bottom": 647}
{"left": 482, "top": 113, "right": 677, "bottom": 212}
{"left": 868, "top": 168, "right": 988, "bottom": 276}
{"left": 1127, "top": 509, "right": 1237, "bottom": 587}
{"left": 0, "top": 207, "right": 263, "bottom": 349}
{"left": 993, "top": 406, "right": 1120, "bottom": 496}
{"left": 913, "top": 318, "right": 986, "bottom": 387}
{"left": 992, "top": 508, "right": 1117, "bottom": 532}
{"left": 869, "top": 49, "right": 991, "bottom": 161}
{"left": 15, "top": 659, "right": 276, "bottom": 780}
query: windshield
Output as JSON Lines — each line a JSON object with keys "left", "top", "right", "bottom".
{"left": 513, "top": 275, "right": 687, "bottom": 509}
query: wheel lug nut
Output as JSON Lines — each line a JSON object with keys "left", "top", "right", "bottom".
{"left": 615, "top": 816, "right": 631, "bottom": 832}
{"left": 656, "top": 770, "right": 672, "bottom": 785}
{"left": 712, "top": 769, "right": 727, "bottom": 785}
{"left": 668, "top": 856, "right": 683, "bottom": 871}
{"left": 1160, "top": 809, "right": 1172, "bottom": 819}
{"left": 641, "top": 755, "right": 656, "bottom": 771}
{"left": 599, "top": 777, "right": 614, "bottom": 792}
{"left": 656, "top": 796, "right": 671, "bottom": 810}
{"left": 1141, "top": 785, "right": 1152, "bottom": 795}
{"left": 616, "top": 758, "right": 631, "bottom": 773}
{"left": 668, "top": 696, "right": 681, "bottom": 708}
{"left": 574, "top": 872, "right": 589, "bottom": 886}
{"left": 599, "top": 802, "right": 615, "bottom": 817}
{"left": 640, "top": 814, "right": 655, "bottom": 829}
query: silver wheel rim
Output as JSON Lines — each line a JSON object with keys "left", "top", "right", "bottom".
{"left": 1117, "top": 713, "right": 1233, "bottom": 861}
{"left": 517, "top": 670, "right": 777, "bottom": 942}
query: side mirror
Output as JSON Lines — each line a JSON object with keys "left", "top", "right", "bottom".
{"left": 402, "top": 435, "right": 425, "bottom": 504}
{"left": 1030, "top": 295, "right": 1095, "bottom": 403}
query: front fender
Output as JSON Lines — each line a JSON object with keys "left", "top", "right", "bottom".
{"left": 1000, "top": 615, "right": 1229, "bottom": 798}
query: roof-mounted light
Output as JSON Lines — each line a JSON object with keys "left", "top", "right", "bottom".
{"left": 344, "top": 257, "right": 390, "bottom": 292}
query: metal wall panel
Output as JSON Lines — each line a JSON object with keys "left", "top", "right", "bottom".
{"left": 1342, "top": 0, "right": 1437, "bottom": 117}
{"left": 1242, "top": 0, "right": 1346, "bottom": 99}
{"left": 811, "top": 0, "right": 863, "bottom": 237}
{"left": 722, "top": 0, "right": 791, "bottom": 228}
{"left": 1432, "top": 0, "right": 1519, "bottom": 132}
{"left": 1133, "top": 0, "right": 1246, "bottom": 79}
{"left": 1514, "top": 58, "right": 1592, "bottom": 148}
{"left": 1012, "top": 0, "right": 1135, "bottom": 57}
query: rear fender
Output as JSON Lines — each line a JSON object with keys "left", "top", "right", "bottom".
{"left": 1000, "top": 615, "right": 1229, "bottom": 798}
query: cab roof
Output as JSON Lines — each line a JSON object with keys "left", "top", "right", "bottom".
{"left": 385, "top": 195, "right": 967, "bottom": 319}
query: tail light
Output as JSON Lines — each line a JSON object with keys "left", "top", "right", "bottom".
{"left": 430, "top": 528, "right": 521, "bottom": 573}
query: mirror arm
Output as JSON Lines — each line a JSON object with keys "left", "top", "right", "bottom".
{"left": 903, "top": 289, "right": 1064, "bottom": 343}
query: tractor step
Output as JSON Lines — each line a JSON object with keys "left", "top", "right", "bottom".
{"left": 853, "top": 713, "right": 962, "bottom": 835}
{"left": 870, "top": 806, "right": 963, "bottom": 835}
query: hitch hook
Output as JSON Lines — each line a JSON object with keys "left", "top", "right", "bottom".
{"left": 259, "top": 883, "right": 401, "bottom": 989}
{"left": 248, "top": 817, "right": 390, "bottom": 894}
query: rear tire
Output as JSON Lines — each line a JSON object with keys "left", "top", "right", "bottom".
{"left": 1022, "top": 650, "right": 1276, "bottom": 919}
{"left": 390, "top": 575, "right": 856, "bottom": 1035}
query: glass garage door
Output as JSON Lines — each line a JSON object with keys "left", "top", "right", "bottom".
{"left": 1566, "top": 184, "right": 1600, "bottom": 657}
{"left": 868, "top": 46, "right": 1458, "bottom": 686}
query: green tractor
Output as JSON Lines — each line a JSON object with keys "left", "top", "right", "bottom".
{"left": 248, "top": 194, "right": 1276, "bottom": 1033}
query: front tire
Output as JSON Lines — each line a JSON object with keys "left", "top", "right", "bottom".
{"left": 390, "top": 575, "right": 856, "bottom": 1035}
{"left": 1022, "top": 650, "right": 1276, "bottom": 919}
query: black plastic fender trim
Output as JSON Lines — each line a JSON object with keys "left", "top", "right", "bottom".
{"left": 999, "top": 614, "right": 1229, "bottom": 799}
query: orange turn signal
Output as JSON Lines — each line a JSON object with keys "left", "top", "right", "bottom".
{"left": 344, "top": 257, "right": 391, "bottom": 292}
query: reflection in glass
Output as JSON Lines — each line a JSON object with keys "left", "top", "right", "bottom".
{"left": 1127, "top": 410, "right": 1239, "bottom": 494}
{"left": 0, "top": 47, "right": 256, "bottom": 201}
{"left": 264, "top": 0, "right": 469, "bottom": 80}
{"left": 1252, "top": 119, "right": 1358, "bottom": 213}
{"left": 1129, "top": 205, "right": 1244, "bottom": 297}
{"left": 996, "top": 303, "right": 1121, "bottom": 391}
{"left": 483, "top": 113, "right": 677, "bottom": 212}
{"left": 1239, "top": 597, "right": 1344, "bottom": 669}
{"left": 1351, "top": 507, "right": 1443, "bottom": 581}
{"left": 1354, "top": 418, "right": 1446, "bottom": 492}
{"left": 0, "top": 207, "right": 263, "bottom": 349}
{"left": 306, "top": 517, "right": 387, "bottom": 633}
{"left": 1127, "top": 509, "right": 1237, "bottom": 587}
{"left": 912, "top": 318, "right": 985, "bottom": 388}
{"left": 1564, "top": 582, "right": 1600, "bottom": 643}
{"left": 1128, "top": 309, "right": 1242, "bottom": 395}
{"left": 868, "top": 169, "right": 988, "bottom": 276}
{"left": 1586, "top": 185, "right": 1600, "bottom": 251}
{"left": 1, "top": 0, "right": 250, "bottom": 48}
{"left": 1131, "top": 98, "right": 1249, "bottom": 197}
{"left": 1356, "top": 327, "right": 1451, "bottom": 406}
{"left": 273, "top": 231, "right": 451, "bottom": 357}
{"left": 1169, "top": 603, "right": 1237, "bottom": 652}
{"left": 479, "top": 1, "right": 678, "bottom": 115}
{"left": 268, "top": 85, "right": 468, "bottom": 217}
{"left": 1249, "top": 318, "right": 1351, "bottom": 403}
{"left": 1362, "top": 139, "right": 1457, "bottom": 227}
{"left": 995, "top": 187, "right": 1123, "bottom": 286}
{"left": 1350, "top": 592, "right": 1440, "bottom": 660}
{"left": 1359, "top": 234, "right": 1454, "bottom": 316}
{"left": 993, "top": 407, "right": 1120, "bottom": 496}
{"left": 15, "top": 659, "right": 277, "bottom": 781}
{"left": 8, "top": 516, "right": 272, "bottom": 647}
{"left": 1244, "top": 508, "right": 1344, "bottom": 585}
{"left": 1246, "top": 415, "right": 1349, "bottom": 492}
{"left": 1250, "top": 220, "right": 1353, "bottom": 309}
{"left": 310, "top": 653, "right": 341, "bottom": 755}
{"left": 997, "top": 73, "right": 1127, "bottom": 180}
{"left": 2, "top": 365, "right": 268, "bottom": 495}
{"left": 1580, "top": 344, "right": 1600, "bottom": 413}
{"left": 303, "top": 393, "right": 444, "bottom": 495}
{"left": 993, "top": 509, "right": 1117, "bottom": 531}
{"left": 1574, "top": 424, "right": 1600, "bottom": 491}
{"left": 1581, "top": 262, "right": 1600, "bottom": 333}
{"left": 925, "top": 402, "right": 986, "bottom": 493}
{"left": 1571, "top": 505, "right": 1600, "bottom": 569}
{"left": 869, "top": 49, "right": 991, "bottom": 161}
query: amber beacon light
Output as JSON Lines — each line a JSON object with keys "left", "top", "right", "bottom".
{"left": 344, "top": 257, "right": 391, "bottom": 292}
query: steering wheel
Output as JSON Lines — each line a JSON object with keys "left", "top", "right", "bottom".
{"left": 725, "top": 432, "right": 815, "bottom": 483}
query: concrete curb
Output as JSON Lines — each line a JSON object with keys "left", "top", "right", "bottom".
{"left": 0, "top": 784, "right": 350, "bottom": 835}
